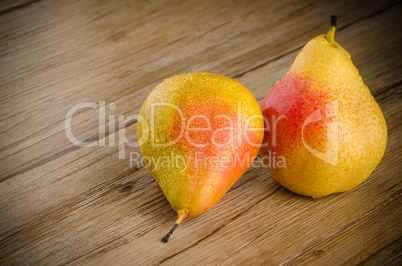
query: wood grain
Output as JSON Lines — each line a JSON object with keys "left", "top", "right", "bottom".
{"left": 0, "top": 0, "right": 39, "bottom": 14}
{"left": 0, "top": 0, "right": 401, "bottom": 265}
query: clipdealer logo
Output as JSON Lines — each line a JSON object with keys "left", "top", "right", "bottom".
{"left": 64, "top": 100, "right": 286, "bottom": 169}
{"left": 64, "top": 99, "right": 339, "bottom": 168}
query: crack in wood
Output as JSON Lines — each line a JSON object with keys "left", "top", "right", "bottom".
{"left": 280, "top": 194, "right": 402, "bottom": 265}
{"left": 373, "top": 80, "right": 402, "bottom": 98}
{"left": 0, "top": 0, "right": 41, "bottom": 16}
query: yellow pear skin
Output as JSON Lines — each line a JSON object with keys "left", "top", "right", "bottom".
{"left": 260, "top": 16, "right": 387, "bottom": 198}
{"left": 138, "top": 73, "right": 263, "bottom": 242}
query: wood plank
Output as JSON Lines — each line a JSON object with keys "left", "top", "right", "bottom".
{"left": 0, "top": 0, "right": 400, "bottom": 234}
{"left": 0, "top": 44, "right": 400, "bottom": 266}
{"left": 359, "top": 238, "right": 402, "bottom": 265}
{"left": 0, "top": 0, "right": 400, "bottom": 264}
{"left": 283, "top": 196, "right": 402, "bottom": 265}
{"left": 0, "top": 0, "right": 398, "bottom": 182}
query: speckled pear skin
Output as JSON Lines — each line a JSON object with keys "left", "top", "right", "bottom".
{"left": 260, "top": 24, "right": 387, "bottom": 198}
{"left": 138, "top": 73, "right": 263, "bottom": 218}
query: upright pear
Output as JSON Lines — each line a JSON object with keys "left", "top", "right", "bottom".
{"left": 260, "top": 16, "right": 387, "bottom": 198}
{"left": 138, "top": 73, "right": 263, "bottom": 242}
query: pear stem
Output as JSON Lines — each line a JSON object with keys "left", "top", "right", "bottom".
{"left": 161, "top": 209, "right": 188, "bottom": 243}
{"left": 161, "top": 223, "right": 179, "bottom": 243}
{"left": 326, "top": 15, "right": 337, "bottom": 43}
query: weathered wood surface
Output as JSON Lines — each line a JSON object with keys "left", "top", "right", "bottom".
{"left": 0, "top": 0, "right": 401, "bottom": 265}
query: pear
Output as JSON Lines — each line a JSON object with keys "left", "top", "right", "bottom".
{"left": 260, "top": 16, "right": 387, "bottom": 198}
{"left": 137, "top": 73, "right": 263, "bottom": 242}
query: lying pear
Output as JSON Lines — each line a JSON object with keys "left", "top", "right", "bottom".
{"left": 137, "top": 73, "right": 263, "bottom": 242}
{"left": 260, "top": 16, "right": 387, "bottom": 198}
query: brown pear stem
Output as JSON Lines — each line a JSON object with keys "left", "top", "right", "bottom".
{"left": 326, "top": 15, "right": 337, "bottom": 43}
{"left": 331, "top": 15, "right": 337, "bottom": 27}
{"left": 161, "top": 209, "right": 188, "bottom": 243}
{"left": 162, "top": 223, "right": 179, "bottom": 243}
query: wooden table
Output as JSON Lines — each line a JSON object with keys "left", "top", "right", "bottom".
{"left": 0, "top": 0, "right": 401, "bottom": 264}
